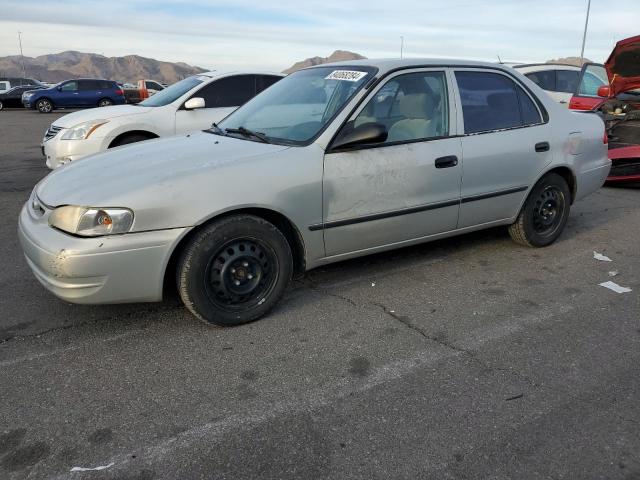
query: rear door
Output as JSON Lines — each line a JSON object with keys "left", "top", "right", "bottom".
{"left": 78, "top": 80, "right": 101, "bottom": 106}
{"left": 321, "top": 68, "right": 462, "bottom": 256}
{"left": 174, "top": 75, "right": 257, "bottom": 133}
{"left": 453, "top": 69, "right": 552, "bottom": 227}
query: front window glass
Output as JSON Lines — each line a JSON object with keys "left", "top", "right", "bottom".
{"left": 578, "top": 64, "right": 608, "bottom": 96}
{"left": 139, "top": 76, "right": 205, "bottom": 107}
{"left": 219, "top": 66, "right": 376, "bottom": 145}
{"left": 60, "top": 81, "right": 77, "bottom": 92}
{"left": 196, "top": 75, "right": 256, "bottom": 108}
{"left": 348, "top": 71, "right": 449, "bottom": 144}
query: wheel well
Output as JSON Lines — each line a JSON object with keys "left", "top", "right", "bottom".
{"left": 108, "top": 130, "right": 158, "bottom": 148}
{"left": 162, "top": 208, "right": 307, "bottom": 300}
{"left": 546, "top": 167, "right": 576, "bottom": 203}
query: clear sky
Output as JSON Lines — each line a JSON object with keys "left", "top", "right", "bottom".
{"left": 0, "top": 0, "right": 636, "bottom": 71}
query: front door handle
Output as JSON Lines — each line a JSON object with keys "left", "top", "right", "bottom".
{"left": 535, "top": 141, "right": 550, "bottom": 152}
{"left": 434, "top": 155, "right": 458, "bottom": 169}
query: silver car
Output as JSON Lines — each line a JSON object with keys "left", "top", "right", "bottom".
{"left": 18, "top": 59, "right": 610, "bottom": 326}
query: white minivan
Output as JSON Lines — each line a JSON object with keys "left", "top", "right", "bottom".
{"left": 41, "top": 71, "right": 284, "bottom": 168}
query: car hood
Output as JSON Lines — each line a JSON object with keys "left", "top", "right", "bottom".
{"left": 36, "top": 132, "right": 290, "bottom": 229}
{"left": 605, "top": 35, "right": 640, "bottom": 96}
{"left": 52, "top": 105, "right": 154, "bottom": 128}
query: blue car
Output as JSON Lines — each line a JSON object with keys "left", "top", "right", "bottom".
{"left": 22, "top": 78, "right": 126, "bottom": 113}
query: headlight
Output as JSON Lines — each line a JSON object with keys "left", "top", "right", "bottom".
{"left": 49, "top": 206, "right": 133, "bottom": 236}
{"left": 22, "top": 92, "right": 34, "bottom": 99}
{"left": 61, "top": 120, "right": 109, "bottom": 140}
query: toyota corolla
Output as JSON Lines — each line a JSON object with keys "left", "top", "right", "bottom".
{"left": 18, "top": 59, "right": 610, "bottom": 326}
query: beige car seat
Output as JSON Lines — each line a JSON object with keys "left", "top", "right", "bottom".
{"left": 387, "top": 93, "right": 435, "bottom": 142}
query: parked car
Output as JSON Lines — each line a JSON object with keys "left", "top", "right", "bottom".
{"left": 569, "top": 35, "right": 640, "bottom": 185}
{"left": 0, "top": 85, "right": 45, "bottom": 110}
{"left": 0, "top": 77, "right": 44, "bottom": 94}
{"left": 513, "top": 64, "right": 582, "bottom": 105}
{"left": 19, "top": 59, "right": 609, "bottom": 326}
{"left": 123, "top": 79, "right": 165, "bottom": 104}
{"left": 22, "top": 79, "right": 126, "bottom": 113}
{"left": 41, "top": 71, "right": 284, "bottom": 169}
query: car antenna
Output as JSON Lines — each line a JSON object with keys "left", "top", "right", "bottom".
{"left": 497, "top": 54, "right": 502, "bottom": 64}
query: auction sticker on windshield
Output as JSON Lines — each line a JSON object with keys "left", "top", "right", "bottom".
{"left": 325, "top": 70, "right": 368, "bottom": 82}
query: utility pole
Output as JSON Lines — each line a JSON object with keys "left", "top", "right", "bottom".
{"left": 18, "top": 31, "right": 26, "bottom": 77}
{"left": 579, "top": 0, "right": 591, "bottom": 64}
{"left": 400, "top": 36, "right": 404, "bottom": 59}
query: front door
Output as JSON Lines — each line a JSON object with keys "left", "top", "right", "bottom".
{"left": 174, "top": 75, "right": 256, "bottom": 134}
{"left": 322, "top": 69, "right": 462, "bottom": 257}
{"left": 453, "top": 69, "right": 553, "bottom": 227}
{"left": 57, "top": 81, "right": 80, "bottom": 107}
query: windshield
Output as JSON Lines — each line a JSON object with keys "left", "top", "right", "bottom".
{"left": 218, "top": 66, "right": 376, "bottom": 145}
{"left": 139, "top": 75, "right": 206, "bottom": 107}
{"left": 578, "top": 64, "right": 608, "bottom": 96}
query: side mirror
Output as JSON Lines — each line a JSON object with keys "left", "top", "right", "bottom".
{"left": 184, "top": 97, "right": 205, "bottom": 110}
{"left": 57, "top": 86, "right": 62, "bottom": 91}
{"left": 331, "top": 122, "right": 388, "bottom": 151}
{"left": 597, "top": 85, "right": 611, "bottom": 98}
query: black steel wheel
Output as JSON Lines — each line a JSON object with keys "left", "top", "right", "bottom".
{"left": 509, "top": 173, "right": 571, "bottom": 247}
{"left": 177, "top": 215, "right": 293, "bottom": 326}
{"left": 36, "top": 98, "right": 53, "bottom": 113}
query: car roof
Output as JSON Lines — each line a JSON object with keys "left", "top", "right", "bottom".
{"left": 200, "top": 70, "right": 286, "bottom": 79}
{"left": 299, "top": 58, "right": 524, "bottom": 76}
{"left": 513, "top": 63, "right": 582, "bottom": 71}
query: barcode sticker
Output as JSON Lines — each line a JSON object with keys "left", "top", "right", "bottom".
{"left": 325, "top": 70, "right": 368, "bottom": 82}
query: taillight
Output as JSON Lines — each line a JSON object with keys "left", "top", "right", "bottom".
{"left": 603, "top": 131, "right": 608, "bottom": 144}
{"left": 114, "top": 89, "right": 123, "bottom": 96}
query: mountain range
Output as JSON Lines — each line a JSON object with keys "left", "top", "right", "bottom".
{"left": 0, "top": 51, "right": 207, "bottom": 84}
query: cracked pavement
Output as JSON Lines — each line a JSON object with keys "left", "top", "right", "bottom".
{"left": 1, "top": 110, "right": 639, "bottom": 479}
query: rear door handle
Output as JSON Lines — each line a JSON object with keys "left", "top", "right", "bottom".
{"left": 535, "top": 142, "right": 550, "bottom": 152}
{"left": 434, "top": 155, "right": 458, "bottom": 168}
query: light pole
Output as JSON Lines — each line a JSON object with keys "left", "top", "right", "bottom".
{"left": 18, "top": 31, "right": 26, "bottom": 77}
{"left": 400, "top": 36, "right": 404, "bottom": 59}
{"left": 579, "top": 0, "right": 591, "bottom": 63}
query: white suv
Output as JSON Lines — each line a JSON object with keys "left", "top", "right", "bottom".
{"left": 513, "top": 64, "right": 581, "bottom": 105}
{"left": 42, "top": 71, "right": 284, "bottom": 169}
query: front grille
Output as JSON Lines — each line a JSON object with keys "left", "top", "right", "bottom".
{"left": 44, "top": 125, "right": 62, "bottom": 142}
{"left": 609, "top": 158, "right": 640, "bottom": 178}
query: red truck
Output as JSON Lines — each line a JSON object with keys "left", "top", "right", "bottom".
{"left": 122, "top": 79, "right": 165, "bottom": 104}
{"left": 569, "top": 35, "right": 640, "bottom": 185}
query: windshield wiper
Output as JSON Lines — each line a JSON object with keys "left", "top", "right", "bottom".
{"left": 225, "top": 126, "right": 270, "bottom": 144}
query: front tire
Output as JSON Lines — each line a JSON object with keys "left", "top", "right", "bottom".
{"left": 508, "top": 173, "right": 571, "bottom": 247}
{"left": 0, "top": 100, "right": 3, "bottom": 111}
{"left": 98, "top": 98, "right": 113, "bottom": 107}
{"left": 36, "top": 98, "right": 53, "bottom": 113}
{"left": 177, "top": 215, "right": 293, "bottom": 326}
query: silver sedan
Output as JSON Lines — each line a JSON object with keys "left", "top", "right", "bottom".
{"left": 18, "top": 59, "right": 610, "bottom": 326}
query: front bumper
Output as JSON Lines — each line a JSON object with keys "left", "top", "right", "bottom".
{"left": 42, "top": 132, "right": 112, "bottom": 169}
{"left": 18, "top": 202, "right": 188, "bottom": 304}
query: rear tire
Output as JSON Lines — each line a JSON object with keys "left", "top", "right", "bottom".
{"left": 0, "top": 100, "right": 4, "bottom": 111}
{"left": 177, "top": 215, "right": 293, "bottom": 326}
{"left": 36, "top": 98, "right": 53, "bottom": 113}
{"left": 508, "top": 173, "right": 571, "bottom": 247}
{"left": 98, "top": 98, "right": 113, "bottom": 107}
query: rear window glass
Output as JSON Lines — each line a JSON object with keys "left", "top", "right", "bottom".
{"left": 525, "top": 70, "right": 555, "bottom": 91}
{"left": 455, "top": 71, "right": 541, "bottom": 134}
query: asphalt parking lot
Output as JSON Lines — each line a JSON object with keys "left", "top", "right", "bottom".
{"left": 1, "top": 108, "right": 639, "bottom": 480}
